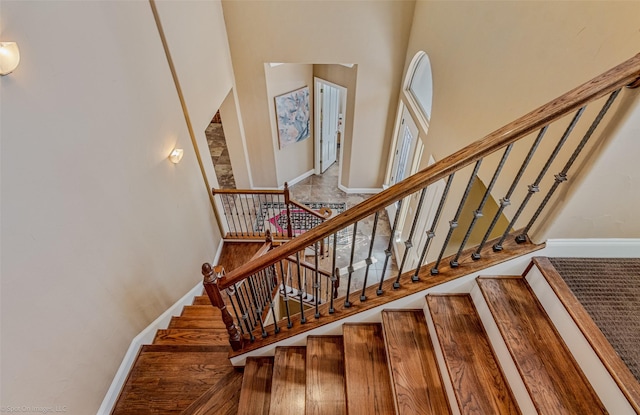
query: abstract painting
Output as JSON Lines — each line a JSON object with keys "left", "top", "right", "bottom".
{"left": 275, "top": 86, "right": 310, "bottom": 148}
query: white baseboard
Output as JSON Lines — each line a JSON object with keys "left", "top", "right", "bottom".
{"left": 543, "top": 238, "right": 640, "bottom": 257}
{"left": 282, "top": 169, "right": 315, "bottom": 188}
{"left": 338, "top": 183, "right": 382, "bottom": 194}
{"left": 97, "top": 241, "right": 224, "bottom": 415}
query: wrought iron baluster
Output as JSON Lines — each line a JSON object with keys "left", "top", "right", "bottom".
{"left": 247, "top": 274, "right": 267, "bottom": 338}
{"left": 329, "top": 232, "right": 338, "bottom": 313}
{"left": 494, "top": 107, "right": 586, "bottom": 250}
{"left": 344, "top": 222, "right": 358, "bottom": 308}
{"left": 279, "top": 260, "right": 292, "bottom": 328}
{"left": 518, "top": 90, "right": 621, "bottom": 240}
{"left": 295, "top": 251, "right": 306, "bottom": 324}
{"left": 474, "top": 127, "right": 547, "bottom": 258}
{"left": 225, "top": 195, "right": 238, "bottom": 236}
{"left": 269, "top": 267, "right": 280, "bottom": 334}
{"left": 314, "top": 241, "right": 320, "bottom": 318}
{"left": 394, "top": 188, "right": 428, "bottom": 287}
{"left": 432, "top": 160, "right": 482, "bottom": 274}
{"left": 235, "top": 283, "right": 255, "bottom": 339}
{"left": 237, "top": 282, "right": 255, "bottom": 329}
{"left": 412, "top": 173, "right": 454, "bottom": 281}
{"left": 221, "top": 194, "right": 233, "bottom": 236}
{"left": 451, "top": 145, "right": 513, "bottom": 267}
{"left": 360, "top": 212, "right": 379, "bottom": 301}
{"left": 377, "top": 199, "right": 403, "bottom": 295}
{"left": 237, "top": 194, "right": 250, "bottom": 237}
{"left": 225, "top": 284, "right": 245, "bottom": 335}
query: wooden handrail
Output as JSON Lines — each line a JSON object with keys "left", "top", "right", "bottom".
{"left": 289, "top": 199, "right": 331, "bottom": 220}
{"left": 218, "top": 53, "right": 640, "bottom": 291}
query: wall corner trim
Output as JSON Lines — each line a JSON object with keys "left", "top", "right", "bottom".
{"left": 96, "top": 240, "right": 225, "bottom": 415}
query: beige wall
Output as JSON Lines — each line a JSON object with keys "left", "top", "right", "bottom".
{"left": 313, "top": 64, "right": 358, "bottom": 188}
{"left": 538, "top": 89, "right": 640, "bottom": 239}
{"left": 265, "top": 64, "right": 315, "bottom": 186}
{"left": 222, "top": 0, "right": 415, "bottom": 189}
{"left": 0, "top": 1, "right": 234, "bottom": 413}
{"left": 402, "top": 1, "right": 640, "bottom": 237}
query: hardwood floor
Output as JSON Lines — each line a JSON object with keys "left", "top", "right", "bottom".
{"left": 427, "top": 294, "right": 520, "bottom": 414}
{"left": 269, "top": 347, "right": 307, "bottom": 414}
{"left": 477, "top": 277, "right": 607, "bottom": 414}
{"left": 381, "top": 310, "right": 452, "bottom": 415}
{"left": 237, "top": 357, "right": 274, "bottom": 415}
{"left": 343, "top": 323, "right": 395, "bottom": 415}
{"left": 305, "top": 336, "right": 347, "bottom": 415}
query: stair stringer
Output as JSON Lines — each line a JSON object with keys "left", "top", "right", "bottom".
{"left": 524, "top": 264, "right": 636, "bottom": 414}
{"left": 230, "top": 248, "right": 541, "bottom": 366}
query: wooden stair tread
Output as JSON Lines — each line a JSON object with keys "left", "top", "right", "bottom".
{"left": 269, "top": 346, "right": 307, "bottom": 415}
{"left": 168, "top": 316, "right": 226, "bottom": 330}
{"left": 180, "top": 369, "right": 243, "bottom": 415}
{"left": 180, "top": 305, "right": 219, "bottom": 318}
{"left": 237, "top": 357, "right": 274, "bottom": 415}
{"left": 306, "top": 336, "right": 347, "bottom": 415}
{"left": 111, "top": 345, "right": 233, "bottom": 415}
{"left": 192, "top": 295, "right": 211, "bottom": 305}
{"left": 153, "top": 329, "right": 229, "bottom": 346}
{"left": 426, "top": 295, "right": 520, "bottom": 414}
{"left": 477, "top": 277, "right": 607, "bottom": 414}
{"left": 343, "top": 323, "right": 395, "bottom": 415}
{"left": 381, "top": 310, "right": 452, "bottom": 415}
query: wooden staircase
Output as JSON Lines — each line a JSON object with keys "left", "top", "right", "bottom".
{"left": 110, "top": 254, "right": 640, "bottom": 414}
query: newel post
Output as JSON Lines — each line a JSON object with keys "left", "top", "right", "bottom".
{"left": 283, "top": 182, "right": 294, "bottom": 238}
{"left": 202, "top": 263, "right": 244, "bottom": 351}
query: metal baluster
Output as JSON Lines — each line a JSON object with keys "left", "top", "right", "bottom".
{"left": 473, "top": 127, "right": 547, "bottom": 258}
{"left": 237, "top": 193, "right": 250, "bottom": 237}
{"left": 412, "top": 173, "right": 454, "bottom": 281}
{"left": 432, "top": 160, "right": 482, "bottom": 274}
{"left": 225, "top": 284, "right": 245, "bottom": 335}
{"left": 314, "top": 241, "right": 320, "bottom": 317}
{"left": 287, "top": 261, "right": 294, "bottom": 294}
{"left": 269, "top": 265, "right": 280, "bottom": 334}
{"left": 359, "top": 212, "right": 379, "bottom": 301}
{"left": 232, "top": 193, "right": 245, "bottom": 236}
{"left": 225, "top": 195, "right": 238, "bottom": 236}
{"left": 295, "top": 251, "right": 306, "bottom": 323}
{"left": 243, "top": 194, "right": 255, "bottom": 237}
{"left": 451, "top": 145, "right": 513, "bottom": 267}
{"left": 329, "top": 232, "right": 338, "bottom": 313}
{"left": 247, "top": 274, "right": 268, "bottom": 338}
{"left": 494, "top": 107, "right": 586, "bottom": 250}
{"left": 234, "top": 283, "right": 255, "bottom": 340}
{"left": 377, "top": 199, "right": 403, "bottom": 295}
{"left": 241, "top": 282, "right": 258, "bottom": 329}
{"left": 394, "top": 189, "right": 428, "bottom": 287}
{"left": 221, "top": 194, "right": 233, "bottom": 236}
{"left": 518, "top": 90, "right": 621, "bottom": 241}
{"left": 344, "top": 222, "right": 358, "bottom": 307}
{"left": 279, "top": 261, "right": 292, "bottom": 328}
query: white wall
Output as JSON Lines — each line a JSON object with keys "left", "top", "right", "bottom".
{"left": 0, "top": 1, "right": 234, "bottom": 413}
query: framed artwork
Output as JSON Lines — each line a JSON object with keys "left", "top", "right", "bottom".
{"left": 275, "top": 86, "right": 310, "bottom": 148}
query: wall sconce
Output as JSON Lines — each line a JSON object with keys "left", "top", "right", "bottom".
{"left": 168, "top": 148, "right": 184, "bottom": 164}
{"left": 0, "top": 42, "right": 20, "bottom": 76}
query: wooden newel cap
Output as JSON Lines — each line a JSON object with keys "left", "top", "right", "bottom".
{"left": 202, "top": 263, "right": 215, "bottom": 283}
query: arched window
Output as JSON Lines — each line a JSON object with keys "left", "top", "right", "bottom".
{"left": 405, "top": 51, "right": 433, "bottom": 124}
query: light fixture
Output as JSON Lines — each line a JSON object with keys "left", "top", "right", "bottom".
{"left": 0, "top": 42, "right": 20, "bottom": 76}
{"left": 168, "top": 148, "right": 184, "bottom": 164}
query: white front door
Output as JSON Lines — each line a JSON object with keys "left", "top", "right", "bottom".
{"left": 320, "top": 83, "right": 340, "bottom": 172}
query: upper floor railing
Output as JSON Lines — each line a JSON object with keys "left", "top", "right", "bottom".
{"left": 204, "top": 54, "right": 640, "bottom": 353}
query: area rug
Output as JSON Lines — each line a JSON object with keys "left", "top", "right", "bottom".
{"left": 548, "top": 257, "right": 640, "bottom": 382}
{"left": 255, "top": 201, "right": 346, "bottom": 237}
